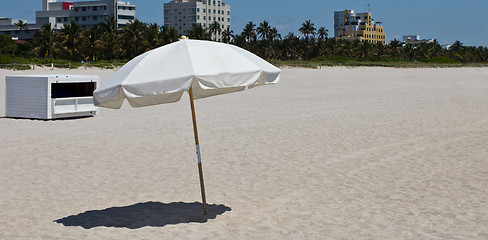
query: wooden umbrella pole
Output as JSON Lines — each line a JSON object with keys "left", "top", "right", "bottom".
{"left": 188, "top": 86, "right": 208, "bottom": 215}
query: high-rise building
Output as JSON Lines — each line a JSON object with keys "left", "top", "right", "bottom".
{"left": 334, "top": 10, "right": 386, "bottom": 44}
{"left": 0, "top": 0, "right": 136, "bottom": 40}
{"left": 163, "top": 0, "right": 231, "bottom": 41}
{"left": 37, "top": 0, "right": 136, "bottom": 29}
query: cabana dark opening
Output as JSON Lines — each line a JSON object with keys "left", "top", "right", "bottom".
{"left": 51, "top": 82, "right": 96, "bottom": 99}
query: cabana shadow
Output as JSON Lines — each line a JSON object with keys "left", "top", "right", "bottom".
{"left": 54, "top": 201, "right": 231, "bottom": 229}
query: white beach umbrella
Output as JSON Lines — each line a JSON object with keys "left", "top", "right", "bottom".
{"left": 93, "top": 37, "right": 280, "bottom": 215}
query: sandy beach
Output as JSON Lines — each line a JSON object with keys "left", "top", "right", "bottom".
{"left": 1, "top": 66, "right": 487, "bottom": 239}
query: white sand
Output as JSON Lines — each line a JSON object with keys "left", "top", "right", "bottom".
{"left": 1, "top": 67, "right": 487, "bottom": 239}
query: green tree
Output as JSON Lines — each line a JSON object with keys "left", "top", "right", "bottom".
{"left": 121, "top": 19, "right": 147, "bottom": 58}
{"left": 257, "top": 20, "right": 271, "bottom": 41}
{"left": 269, "top": 27, "right": 281, "bottom": 42}
{"left": 299, "top": 20, "right": 316, "bottom": 39}
{"left": 14, "top": 20, "right": 29, "bottom": 40}
{"left": 81, "top": 26, "right": 102, "bottom": 62}
{"left": 209, "top": 21, "right": 221, "bottom": 41}
{"left": 145, "top": 23, "right": 163, "bottom": 50}
{"left": 317, "top": 27, "right": 328, "bottom": 41}
{"left": 242, "top": 21, "right": 257, "bottom": 43}
{"left": 32, "top": 24, "right": 56, "bottom": 59}
{"left": 221, "top": 27, "right": 233, "bottom": 43}
{"left": 187, "top": 24, "right": 210, "bottom": 40}
{"left": 59, "top": 20, "right": 82, "bottom": 60}
{"left": 0, "top": 35, "right": 17, "bottom": 55}
{"left": 160, "top": 25, "right": 179, "bottom": 44}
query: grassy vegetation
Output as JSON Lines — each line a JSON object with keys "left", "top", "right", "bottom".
{"left": 0, "top": 55, "right": 128, "bottom": 70}
{"left": 272, "top": 58, "right": 488, "bottom": 69}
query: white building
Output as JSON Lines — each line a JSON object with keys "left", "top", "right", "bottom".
{"left": 402, "top": 35, "right": 435, "bottom": 48}
{"left": 37, "top": 0, "right": 136, "bottom": 29}
{"left": 403, "top": 35, "right": 420, "bottom": 42}
{"left": 0, "top": 0, "right": 136, "bottom": 40}
{"left": 0, "top": 17, "right": 39, "bottom": 40}
{"left": 163, "top": 0, "right": 231, "bottom": 41}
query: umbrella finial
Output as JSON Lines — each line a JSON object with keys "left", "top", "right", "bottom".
{"left": 181, "top": 36, "right": 188, "bottom": 40}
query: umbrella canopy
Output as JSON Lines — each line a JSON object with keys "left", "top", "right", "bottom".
{"left": 93, "top": 38, "right": 280, "bottom": 215}
{"left": 94, "top": 38, "right": 280, "bottom": 109}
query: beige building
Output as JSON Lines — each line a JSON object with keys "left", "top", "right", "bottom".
{"left": 164, "top": 0, "right": 231, "bottom": 41}
{"left": 334, "top": 10, "right": 386, "bottom": 44}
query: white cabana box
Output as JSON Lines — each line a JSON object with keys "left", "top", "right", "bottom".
{"left": 6, "top": 74, "right": 99, "bottom": 119}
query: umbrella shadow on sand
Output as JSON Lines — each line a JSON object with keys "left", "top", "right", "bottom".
{"left": 54, "top": 202, "right": 231, "bottom": 229}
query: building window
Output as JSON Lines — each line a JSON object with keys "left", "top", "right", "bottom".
{"left": 75, "top": 17, "right": 79, "bottom": 21}
{"left": 213, "top": 10, "right": 216, "bottom": 14}
{"left": 197, "top": 16, "right": 200, "bottom": 20}
{"left": 82, "top": 7, "right": 86, "bottom": 11}
{"left": 218, "top": 10, "right": 220, "bottom": 14}
{"left": 164, "top": 17, "right": 169, "bottom": 20}
{"left": 64, "top": 17, "right": 68, "bottom": 21}
{"left": 93, "top": 16, "right": 98, "bottom": 20}
{"left": 203, "top": 9, "right": 206, "bottom": 13}
{"left": 164, "top": 10, "right": 168, "bottom": 13}
{"left": 203, "top": 16, "right": 206, "bottom": 20}
{"left": 75, "top": 7, "right": 79, "bottom": 12}
{"left": 227, "top": 18, "right": 230, "bottom": 22}
{"left": 82, "top": 16, "right": 87, "bottom": 21}
{"left": 213, "top": 1, "right": 216, "bottom": 6}
{"left": 222, "top": 2, "right": 225, "bottom": 6}
{"left": 213, "top": 17, "right": 216, "bottom": 20}
{"left": 197, "top": 8, "right": 200, "bottom": 12}
{"left": 104, "top": 6, "right": 106, "bottom": 10}
{"left": 227, "top": 11, "right": 230, "bottom": 15}
{"left": 57, "top": 17, "right": 62, "bottom": 22}
{"left": 118, "top": 15, "right": 135, "bottom": 20}
{"left": 5, "top": 31, "right": 10, "bottom": 34}
{"left": 93, "top": 6, "right": 97, "bottom": 11}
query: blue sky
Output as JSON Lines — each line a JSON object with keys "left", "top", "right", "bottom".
{"left": 1, "top": 0, "right": 487, "bottom": 47}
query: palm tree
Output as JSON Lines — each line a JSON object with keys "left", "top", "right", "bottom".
{"left": 32, "top": 24, "right": 56, "bottom": 59}
{"left": 59, "top": 20, "right": 82, "bottom": 60}
{"left": 317, "top": 27, "right": 328, "bottom": 41}
{"left": 187, "top": 24, "right": 210, "bottom": 40}
{"left": 81, "top": 26, "right": 102, "bottom": 62}
{"left": 242, "top": 21, "right": 257, "bottom": 43}
{"left": 98, "top": 16, "right": 119, "bottom": 59}
{"left": 257, "top": 20, "right": 271, "bottom": 40}
{"left": 160, "top": 25, "right": 179, "bottom": 44}
{"left": 299, "top": 20, "right": 316, "bottom": 39}
{"left": 145, "top": 23, "right": 162, "bottom": 50}
{"left": 121, "top": 19, "right": 147, "bottom": 58}
{"left": 100, "top": 16, "right": 117, "bottom": 33}
{"left": 269, "top": 27, "right": 281, "bottom": 42}
{"left": 14, "top": 20, "right": 29, "bottom": 40}
{"left": 221, "top": 27, "right": 233, "bottom": 43}
{"left": 208, "top": 21, "right": 221, "bottom": 41}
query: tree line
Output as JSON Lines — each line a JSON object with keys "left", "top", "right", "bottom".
{"left": 1, "top": 18, "right": 487, "bottom": 64}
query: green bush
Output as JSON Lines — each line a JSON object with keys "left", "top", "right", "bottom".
{"left": 420, "top": 56, "right": 458, "bottom": 63}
